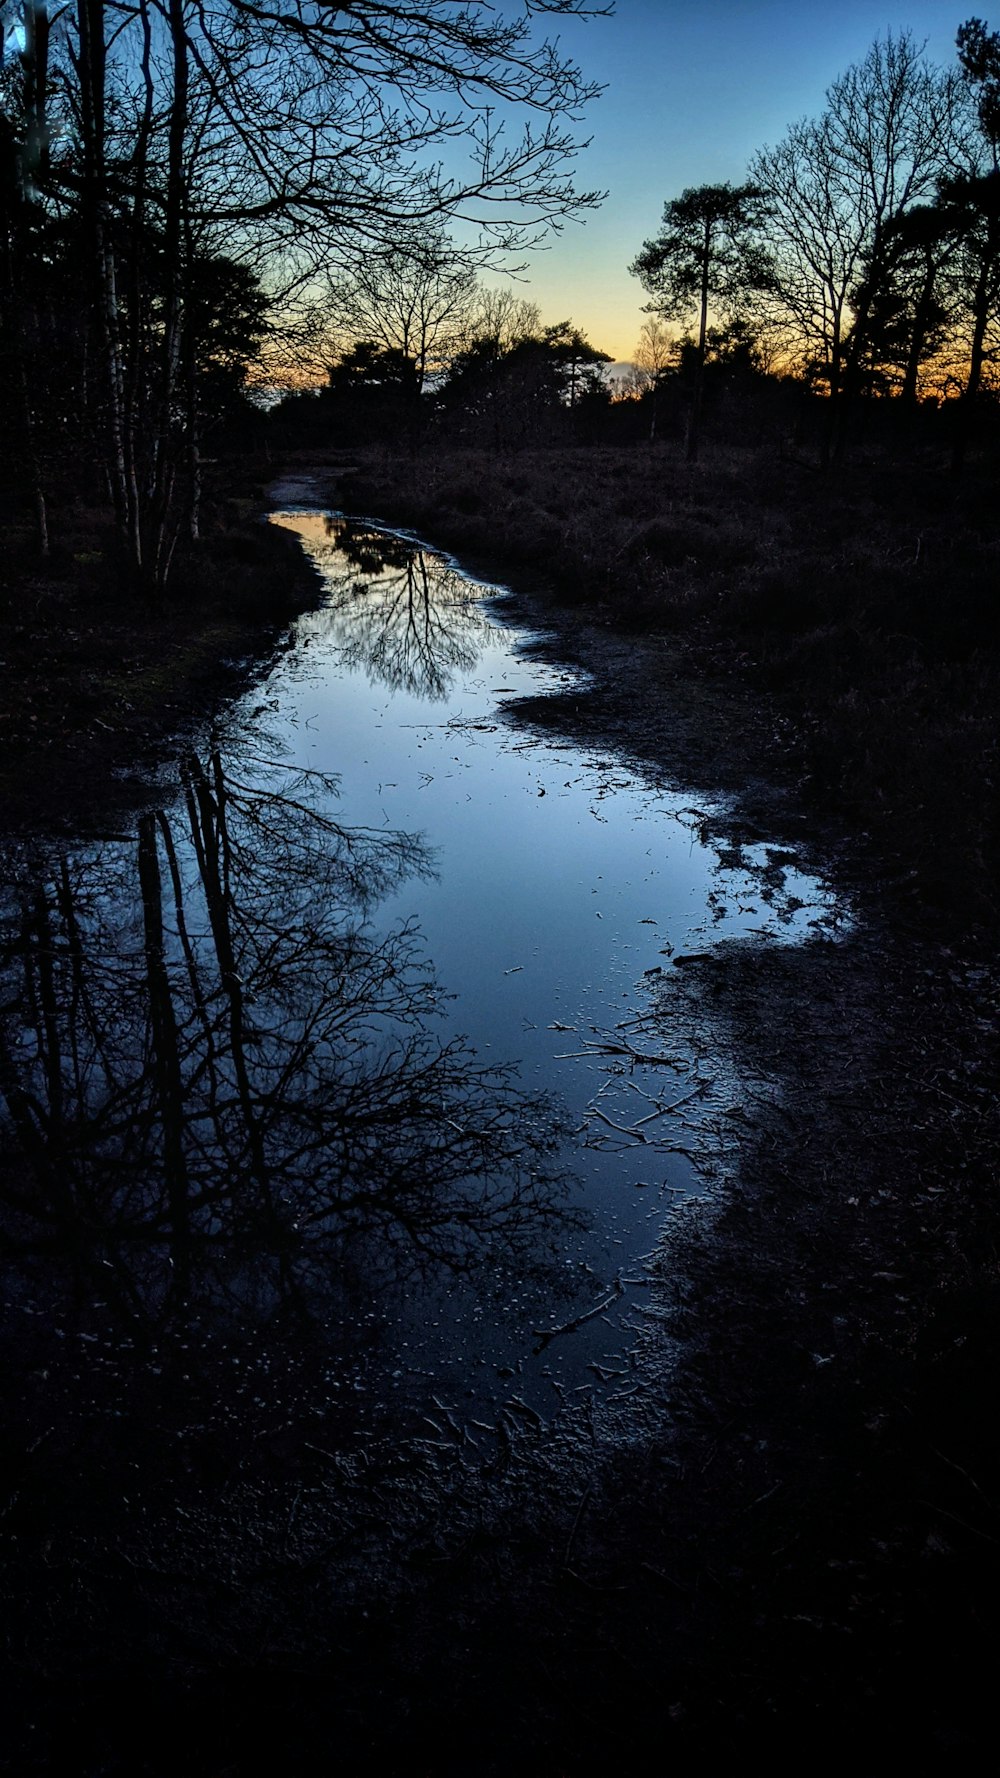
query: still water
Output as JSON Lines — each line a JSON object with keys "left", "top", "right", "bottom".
{"left": 0, "top": 504, "right": 843, "bottom": 1463}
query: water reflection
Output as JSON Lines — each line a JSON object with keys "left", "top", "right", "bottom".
{"left": 270, "top": 513, "right": 494, "bottom": 698}
{"left": 0, "top": 751, "right": 573, "bottom": 1337}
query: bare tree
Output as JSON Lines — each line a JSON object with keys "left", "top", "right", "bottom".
{"left": 942, "top": 17, "right": 1000, "bottom": 464}
{"left": 3, "top": 2, "right": 609, "bottom": 581}
{"left": 621, "top": 316, "right": 674, "bottom": 436}
{"left": 466, "top": 283, "right": 543, "bottom": 353}
{"left": 325, "top": 226, "right": 480, "bottom": 392}
{"left": 750, "top": 32, "right": 956, "bottom": 461}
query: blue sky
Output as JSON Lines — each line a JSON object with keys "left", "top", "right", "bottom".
{"left": 497, "top": 1, "right": 973, "bottom": 360}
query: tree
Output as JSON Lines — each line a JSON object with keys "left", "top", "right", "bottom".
{"left": 323, "top": 339, "right": 422, "bottom": 442}
{"left": 1, "top": 2, "right": 608, "bottom": 584}
{"left": 437, "top": 314, "right": 609, "bottom": 446}
{"left": 940, "top": 168, "right": 1000, "bottom": 461}
{"left": 957, "top": 14, "right": 1000, "bottom": 138}
{"left": 1, "top": 2, "right": 75, "bottom": 553}
{"left": 543, "top": 318, "right": 612, "bottom": 406}
{"left": 828, "top": 33, "right": 961, "bottom": 452}
{"left": 325, "top": 225, "right": 480, "bottom": 394}
{"left": 851, "top": 200, "right": 959, "bottom": 404}
{"left": 947, "top": 17, "right": 1000, "bottom": 463}
{"left": 630, "top": 182, "right": 763, "bottom": 460}
{"left": 467, "top": 286, "right": 543, "bottom": 354}
{"left": 618, "top": 318, "right": 674, "bottom": 436}
{"left": 750, "top": 33, "right": 956, "bottom": 461}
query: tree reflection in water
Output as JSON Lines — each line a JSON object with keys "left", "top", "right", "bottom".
{"left": 0, "top": 751, "right": 574, "bottom": 1358}
{"left": 271, "top": 513, "right": 495, "bottom": 698}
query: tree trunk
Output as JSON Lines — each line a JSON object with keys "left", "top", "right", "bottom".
{"left": 3, "top": 9, "right": 49, "bottom": 553}
{"left": 122, "top": 0, "right": 156, "bottom": 574}
{"left": 821, "top": 321, "right": 843, "bottom": 471}
{"left": 146, "top": 0, "right": 190, "bottom": 589}
{"left": 953, "top": 253, "right": 995, "bottom": 471}
{"left": 76, "top": 0, "right": 130, "bottom": 548}
{"left": 685, "top": 219, "right": 711, "bottom": 463}
{"left": 901, "top": 255, "right": 938, "bottom": 408}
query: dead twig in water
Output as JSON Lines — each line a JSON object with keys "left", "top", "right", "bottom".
{"left": 533, "top": 1277, "right": 624, "bottom": 1350}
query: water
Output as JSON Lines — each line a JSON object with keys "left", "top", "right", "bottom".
{"left": 0, "top": 504, "right": 844, "bottom": 1465}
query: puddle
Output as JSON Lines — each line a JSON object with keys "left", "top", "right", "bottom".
{"left": 0, "top": 511, "right": 847, "bottom": 1457}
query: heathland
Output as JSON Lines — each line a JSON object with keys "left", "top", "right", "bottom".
{"left": 2, "top": 429, "right": 999, "bottom": 1770}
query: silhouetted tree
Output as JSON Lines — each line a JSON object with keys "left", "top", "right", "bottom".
{"left": 325, "top": 225, "right": 479, "bottom": 394}
{"left": 749, "top": 33, "right": 957, "bottom": 462}
{"left": 322, "top": 339, "right": 421, "bottom": 443}
{"left": 437, "top": 316, "right": 609, "bottom": 446}
{"left": 625, "top": 316, "right": 674, "bottom": 437}
{"left": 854, "top": 201, "right": 960, "bottom": 405}
{"left": 1, "top": 2, "right": 606, "bottom": 578}
{"left": 544, "top": 319, "right": 612, "bottom": 406}
{"left": 467, "top": 286, "right": 543, "bottom": 354}
{"left": 630, "top": 182, "right": 763, "bottom": 460}
{"left": 826, "top": 33, "right": 958, "bottom": 449}
{"left": 948, "top": 17, "right": 1000, "bottom": 463}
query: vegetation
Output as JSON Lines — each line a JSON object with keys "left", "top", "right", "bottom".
{"left": 2, "top": 15, "right": 1000, "bottom": 1772}
{"left": 630, "top": 182, "right": 764, "bottom": 460}
{"left": 260, "top": 20, "right": 1000, "bottom": 935}
{"left": 269, "top": 22, "right": 1000, "bottom": 465}
{"left": 4, "top": 11, "right": 1000, "bottom": 930}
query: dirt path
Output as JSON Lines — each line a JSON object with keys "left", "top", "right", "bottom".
{"left": 314, "top": 472, "right": 1000, "bottom": 1767}
{"left": 2, "top": 471, "right": 997, "bottom": 1773}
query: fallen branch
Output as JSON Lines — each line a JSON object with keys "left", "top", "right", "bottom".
{"left": 533, "top": 1277, "right": 625, "bottom": 1349}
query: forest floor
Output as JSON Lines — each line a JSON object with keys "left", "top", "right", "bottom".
{"left": 0, "top": 483, "right": 323, "bottom": 829}
{"left": 1, "top": 446, "right": 998, "bottom": 1772}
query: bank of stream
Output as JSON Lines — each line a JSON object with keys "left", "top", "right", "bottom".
{"left": 0, "top": 473, "right": 997, "bottom": 1772}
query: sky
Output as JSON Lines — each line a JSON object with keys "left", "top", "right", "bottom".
{"left": 494, "top": 1, "right": 974, "bottom": 362}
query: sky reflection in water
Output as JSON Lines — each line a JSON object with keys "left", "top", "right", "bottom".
{"left": 253, "top": 512, "right": 845, "bottom": 1400}
{"left": 0, "top": 512, "right": 845, "bottom": 1466}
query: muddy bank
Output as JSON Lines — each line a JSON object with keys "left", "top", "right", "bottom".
{"left": 0, "top": 489, "right": 323, "bottom": 831}
{"left": 307, "top": 463, "right": 1000, "bottom": 1763}
{"left": 7, "top": 925, "right": 993, "bottom": 1774}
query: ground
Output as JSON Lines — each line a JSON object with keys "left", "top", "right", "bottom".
{"left": 1, "top": 457, "right": 997, "bottom": 1772}
{"left": 0, "top": 491, "right": 323, "bottom": 829}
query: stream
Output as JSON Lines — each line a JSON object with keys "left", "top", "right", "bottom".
{"left": 0, "top": 494, "right": 845, "bottom": 1473}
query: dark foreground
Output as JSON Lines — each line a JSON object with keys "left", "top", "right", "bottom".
{"left": 1, "top": 456, "right": 998, "bottom": 1772}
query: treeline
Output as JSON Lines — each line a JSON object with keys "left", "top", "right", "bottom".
{"left": 276, "top": 21, "right": 1000, "bottom": 468}
{"left": 6, "top": 9, "right": 1000, "bottom": 584}
{"left": 0, "top": 2, "right": 602, "bottom": 589}
{"left": 271, "top": 276, "right": 617, "bottom": 451}
{"left": 631, "top": 23, "right": 1000, "bottom": 465}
